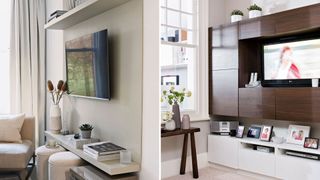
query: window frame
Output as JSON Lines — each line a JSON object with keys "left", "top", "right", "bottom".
{"left": 160, "top": 0, "right": 209, "bottom": 121}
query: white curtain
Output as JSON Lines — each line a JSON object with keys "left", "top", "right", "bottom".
{"left": 10, "top": 0, "right": 46, "bottom": 146}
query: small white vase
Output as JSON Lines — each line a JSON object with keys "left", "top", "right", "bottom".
{"left": 165, "top": 120, "right": 176, "bottom": 131}
{"left": 49, "top": 104, "right": 62, "bottom": 134}
{"left": 231, "top": 15, "right": 243, "bottom": 23}
{"left": 249, "top": 10, "right": 262, "bottom": 18}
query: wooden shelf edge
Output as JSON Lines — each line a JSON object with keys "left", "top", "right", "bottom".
{"left": 44, "top": 0, "right": 130, "bottom": 30}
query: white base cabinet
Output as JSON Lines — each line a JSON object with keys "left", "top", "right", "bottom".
{"left": 208, "top": 135, "right": 320, "bottom": 180}
{"left": 208, "top": 135, "right": 238, "bottom": 169}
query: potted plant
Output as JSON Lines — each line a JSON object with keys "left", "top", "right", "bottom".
{"left": 248, "top": 4, "right": 262, "bottom": 18}
{"left": 231, "top": 10, "right": 244, "bottom": 23}
{"left": 161, "top": 87, "right": 192, "bottom": 129}
{"left": 79, "top": 124, "right": 94, "bottom": 139}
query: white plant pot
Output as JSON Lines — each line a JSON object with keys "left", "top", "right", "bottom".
{"left": 165, "top": 120, "right": 176, "bottom": 131}
{"left": 249, "top": 10, "right": 262, "bottom": 18}
{"left": 49, "top": 104, "right": 62, "bottom": 134}
{"left": 231, "top": 15, "right": 243, "bottom": 23}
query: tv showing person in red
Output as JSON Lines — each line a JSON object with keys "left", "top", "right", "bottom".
{"left": 272, "top": 46, "right": 301, "bottom": 79}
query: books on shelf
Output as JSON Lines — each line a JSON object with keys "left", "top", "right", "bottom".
{"left": 48, "top": 10, "right": 67, "bottom": 22}
{"left": 83, "top": 141, "right": 125, "bottom": 161}
{"left": 84, "top": 148, "right": 120, "bottom": 161}
{"left": 83, "top": 141, "right": 126, "bottom": 155}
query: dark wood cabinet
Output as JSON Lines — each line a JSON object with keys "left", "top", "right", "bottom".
{"left": 211, "top": 25, "right": 238, "bottom": 70}
{"left": 275, "top": 88, "right": 320, "bottom": 122}
{"left": 275, "top": 4, "right": 320, "bottom": 34}
{"left": 239, "top": 88, "right": 275, "bottom": 119}
{"left": 210, "top": 70, "right": 238, "bottom": 116}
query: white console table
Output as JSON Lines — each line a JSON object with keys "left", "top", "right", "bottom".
{"left": 208, "top": 134, "right": 320, "bottom": 180}
{"left": 45, "top": 131, "right": 140, "bottom": 176}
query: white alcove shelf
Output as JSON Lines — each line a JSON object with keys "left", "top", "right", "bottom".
{"left": 45, "top": 0, "right": 130, "bottom": 30}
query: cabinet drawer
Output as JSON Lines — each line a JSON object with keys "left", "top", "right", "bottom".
{"left": 208, "top": 135, "right": 238, "bottom": 169}
{"left": 238, "top": 144, "right": 275, "bottom": 177}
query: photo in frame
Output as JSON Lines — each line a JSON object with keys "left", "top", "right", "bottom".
{"left": 260, "top": 126, "right": 273, "bottom": 142}
{"left": 236, "top": 126, "right": 245, "bottom": 138}
{"left": 287, "top": 125, "right": 311, "bottom": 145}
{"left": 304, "top": 137, "right": 319, "bottom": 149}
{"left": 161, "top": 75, "right": 180, "bottom": 86}
{"left": 247, "top": 126, "right": 261, "bottom": 139}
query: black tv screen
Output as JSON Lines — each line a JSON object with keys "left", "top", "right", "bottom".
{"left": 66, "top": 29, "right": 110, "bottom": 99}
{"left": 262, "top": 35, "right": 320, "bottom": 87}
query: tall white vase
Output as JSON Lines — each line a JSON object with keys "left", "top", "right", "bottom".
{"left": 49, "top": 104, "right": 62, "bottom": 134}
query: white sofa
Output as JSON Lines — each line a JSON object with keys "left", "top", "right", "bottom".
{"left": 0, "top": 116, "right": 35, "bottom": 179}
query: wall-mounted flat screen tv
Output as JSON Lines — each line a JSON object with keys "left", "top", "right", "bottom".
{"left": 66, "top": 29, "right": 110, "bottom": 100}
{"left": 262, "top": 35, "right": 320, "bottom": 87}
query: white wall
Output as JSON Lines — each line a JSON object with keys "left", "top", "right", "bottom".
{"left": 141, "top": 0, "right": 161, "bottom": 178}
{"left": 46, "top": 0, "right": 143, "bottom": 164}
{"left": 252, "top": 0, "right": 320, "bottom": 15}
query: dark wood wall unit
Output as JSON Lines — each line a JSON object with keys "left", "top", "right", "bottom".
{"left": 238, "top": 39, "right": 262, "bottom": 87}
{"left": 275, "top": 4, "right": 320, "bottom": 35}
{"left": 239, "top": 88, "right": 275, "bottom": 119}
{"left": 211, "top": 24, "right": 239, "bottom": 70}
{"left": 209, "top": 3, "right": 320, "bottom": 121}
{"left": 211, "top": 70, "right": 238, "bottom": 116}
{"left": 275, "top": 88, "right": 320, "bottom": 122}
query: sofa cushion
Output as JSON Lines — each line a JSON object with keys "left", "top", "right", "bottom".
{"left": 0, "top": 140, "right": 34, "bottom": 169}
{"left": 0, "top": 127, "right": 22, "bottom": 143}
{"left": 0, "top": 114, "right": 25, "bottom": 132}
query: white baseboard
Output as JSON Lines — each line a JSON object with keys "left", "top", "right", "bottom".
{"left": 161, "top": 152, "right": 209, "bottom": 179}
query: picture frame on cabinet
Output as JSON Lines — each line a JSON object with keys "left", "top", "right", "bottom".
{"left": 236, "top": 126, "right": 245, "bottom": 138}
{"left": 260, "top": 126, "right": 273, "bottom": 142}
{"left": 247, "top": 126, "right": 261, "bottom": 139}
{"left": 287, "top": 125, "right": 310, "bottom": 145}
{"left": 304, "top": 137, "right": 319, "bottom": 149}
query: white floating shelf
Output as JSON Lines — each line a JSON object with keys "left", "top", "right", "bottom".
{"left": 45, "top": 131, "right": 140, "bottom": 175}
{"left": 45, "top": 0, "right": 130, "bottom": 30}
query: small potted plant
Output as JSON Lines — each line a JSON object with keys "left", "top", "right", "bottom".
{"left": 231, "top": 10, "right": 244, "bottom": 23}
{"left": 79, "top": 124, "right": 94, "bottom": 139}
{"left": 248, "top": 4, "right": 262, "bottom": 18}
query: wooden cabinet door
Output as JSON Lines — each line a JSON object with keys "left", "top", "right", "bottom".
{"left": 210, "top": 70, "right": 238, "bottom": 116}
{"left": 211, "top": 25, "right": 238, "bottom": 70}
{"left": 239, "top": 88, "right": 275, "bottom": 119}
{"left": 276, "top": 88, "right": 320, "bottom": 122}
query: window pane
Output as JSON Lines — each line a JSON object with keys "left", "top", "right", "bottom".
{"left": 160, "top": 45, "right": 174, "bottom": 66}
{"left": 167, "top": 10, "right": 180, "bottom": 27}
{"left": 160, "top": 47, "right": 196, "bottom": 110}
{"left": 160, "top": 26, "right": 167, "bottom": 41}
{"left": 181, "top": 0, "right": 193, "bottom": 13}
{"left": 181, "top": 13, "right": 193, "bottom": 29}
{"left": 161, "top": 8, "right": 166, "bottom": 25}
{"left": 167, "top": 0, "right": 180, "bottom": 10}
{"left": 160, "top": 0, "right": 166, "bottom": 7}
{"left": 187, "top": 31, "right": 194, "bottom": 44}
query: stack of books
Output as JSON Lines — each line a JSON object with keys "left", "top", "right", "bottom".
{"left": 48, "top": 10, "right": 67, "bottom": 22}
{"left": 83, "top": 141, "right": 126, "bottom": 161}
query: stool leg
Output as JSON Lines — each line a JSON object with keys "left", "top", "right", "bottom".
{"left": 180, "top": 134, "right": 188, "bottom": 175}
{"left": 190, "top": 132, "right": 199, "bottom": 178}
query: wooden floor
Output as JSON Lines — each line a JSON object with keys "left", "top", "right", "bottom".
{"left": 163, "top": 166, "right": 277, "bottom": 180}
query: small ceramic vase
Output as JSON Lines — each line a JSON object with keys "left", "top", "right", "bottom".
{"left": 231, "top": 15, "right": 243, "bottom": 23}
{"left": 165, "top": 120, "right": 176, "bottom": 131}
{"left": 181, "top": 114, "right": 190, "bottom": 129}
{"left": 49, "top": 104, "right": 62, "bottom": 134}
